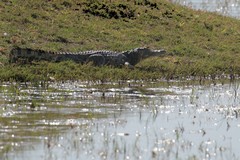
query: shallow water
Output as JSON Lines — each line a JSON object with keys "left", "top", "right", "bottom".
{"left": 171, "top": 0, "right": 240, "bottom": 19}
{"left": 0, "top": 81, "right": 240, "bottom": 160}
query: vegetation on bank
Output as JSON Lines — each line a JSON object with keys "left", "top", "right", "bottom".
{"left": 0, "top": 0, "right": 239, "bottom": 82}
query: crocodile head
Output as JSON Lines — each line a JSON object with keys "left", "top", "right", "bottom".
{"left": 134, "top": 47, "right": 166, "bottom": 59}
{"left": 123, "top": 47, "right": 166, "bottom": 65}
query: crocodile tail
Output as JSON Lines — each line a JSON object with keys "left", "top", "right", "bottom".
{"left": 9, "top": 47, "right": 54, "bottom": 63}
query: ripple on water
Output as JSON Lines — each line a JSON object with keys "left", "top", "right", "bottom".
{"left": 171, "top": 0, "right": 240, "bottom": 19}
{"left": 0, "top": 81, "right": 240, "bottom": 160}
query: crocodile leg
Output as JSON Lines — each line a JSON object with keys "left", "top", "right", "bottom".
{"left": 115, "top": 53, "right": 128, "bottom": 67}
{"left": 87, "top": 54, "right": 105, "bottom": 66}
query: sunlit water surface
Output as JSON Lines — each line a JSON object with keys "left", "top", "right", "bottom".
{"left": 0, "top": 81, "right": 240, "bottom": 160}
{"left": 171, "top": 0, "right": 240, "bottom": 19}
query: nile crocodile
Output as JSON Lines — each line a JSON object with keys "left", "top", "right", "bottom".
{"left": 9, "top": 47, "right": 166, "bottom": 67}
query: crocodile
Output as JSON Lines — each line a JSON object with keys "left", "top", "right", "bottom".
{"left": 9, "top": 47, "right": 166, "bottom": 67}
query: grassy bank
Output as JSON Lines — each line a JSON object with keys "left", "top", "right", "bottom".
{"left": 0, "top": 0, "right": 240, "bottom": 82}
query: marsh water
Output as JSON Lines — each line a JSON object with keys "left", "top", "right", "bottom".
{"left": 171, "top": 0, "right": 240, "bottom": 19}
{"left": 0, "top": 80, "right": 240, "bottom": 160}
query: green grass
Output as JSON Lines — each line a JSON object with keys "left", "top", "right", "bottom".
{"left": 0, "top": 0, "right": 240, "bottom": 82}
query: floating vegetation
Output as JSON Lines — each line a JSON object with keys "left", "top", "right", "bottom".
{"left": 0, "top": 81, "right": 239, "bottom": 159}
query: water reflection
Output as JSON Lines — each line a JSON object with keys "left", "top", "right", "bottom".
{"left": 0, "top": 81, "right": 240, "bottom": 160}
{"left": 170, "top": 0, "right": 240, "bottom": 19}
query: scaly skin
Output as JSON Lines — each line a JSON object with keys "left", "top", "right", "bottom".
{"left": 9, "top": 47, "right": 166, "bottom": 67}
{"left": 122, "top": 47, "right": 166, "bottom": 65}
